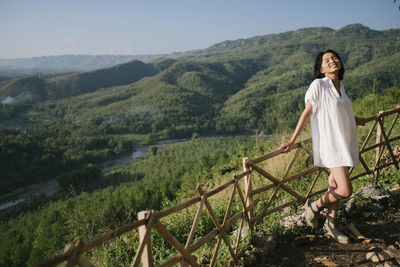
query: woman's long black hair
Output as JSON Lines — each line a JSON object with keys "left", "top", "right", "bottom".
{"left": 314, "top": 49, "right": 345, "bottom": 81}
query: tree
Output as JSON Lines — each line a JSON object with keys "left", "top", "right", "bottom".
{"left": 150, "top": 146, "right": 158, "bottom": 156}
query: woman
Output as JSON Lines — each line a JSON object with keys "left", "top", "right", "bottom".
{"left": 280, "top": 49, "right": 367, "bottom": 244}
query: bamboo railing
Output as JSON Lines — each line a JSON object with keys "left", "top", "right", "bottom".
{"left": 37, "top": 107, "right": 400, "bottom": 267}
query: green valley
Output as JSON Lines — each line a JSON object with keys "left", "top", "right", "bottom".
{"left": 0, "top": 23, "right": 399, "bottom": 266}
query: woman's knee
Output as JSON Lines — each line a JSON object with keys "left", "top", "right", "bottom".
{"left": 327, "top": 186, "right": 352, "bottom": 200}
{"left": 336, "top": 183, "right": 353, "bottom": 198}
{"left": 341, "top": 186, "right": 353, "bottom": 198}
{"left": 330, "top": 166, "right": 352, "bottom": 198}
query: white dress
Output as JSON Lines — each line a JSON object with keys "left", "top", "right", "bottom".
{"left": 305, "top": 77, "right": 359, "bottom": 168}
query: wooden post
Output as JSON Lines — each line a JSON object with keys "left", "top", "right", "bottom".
{"left": 138, "top": 211, "right": 154, "bottom": 267}
{"left": 65, "top": 240, "right": 86, "bottom": 267}
{"left": 181, "top": 188, "right": 206, "bottom": 267}
{"left": 374, "top": 115, "right": 384, "bottom": 185}
{"left": 242, "top": 157, "right": 253, "bottom": 222}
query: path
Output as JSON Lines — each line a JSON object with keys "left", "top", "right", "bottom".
{"left": 260, "top": 209, "right": 400, "bottom": 266}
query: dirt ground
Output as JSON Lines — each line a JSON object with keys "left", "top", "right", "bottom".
{"left": 259, "top": 209, "right": 400, "bottom": 266}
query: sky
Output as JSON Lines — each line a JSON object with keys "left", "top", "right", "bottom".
{"left": 1, "top": 0, "right": 399, "bottom": 59}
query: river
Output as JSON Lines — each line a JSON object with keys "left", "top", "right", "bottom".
{"left": 100, "top": 138, "right": 187, "bottom": 173}
{"left": 0, "top": 138, "right": 188, "bottom": 211}
{"left": 100, "top": 146, "right": 150, "bottom": 173}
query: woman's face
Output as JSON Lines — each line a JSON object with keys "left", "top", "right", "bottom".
{"left": 320, "top": 52, "right": 342, "bottom": 77}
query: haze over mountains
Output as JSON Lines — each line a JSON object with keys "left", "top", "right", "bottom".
{"left": 1, "top": 24, "right": 399, "bottom": 136}
{"left": 0, "top": 54, "right": 177, "bottom": 75}
{"left": 0, "top": 50, "right": 197, "bottom": 75}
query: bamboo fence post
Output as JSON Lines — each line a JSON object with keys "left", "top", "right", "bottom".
{"left": 209, "top": 179, "right": 238, "bottom": 267}
{"left": 242, "top": 157, "right": 253, "bottom": 222}
{"left": 247, "top": 160, "right": 304, "bottom": 202}
{"left": 153, "top": 219, "right": 200, "bottom": 267}
{"left": 181, "top": 186, "right": 206, "bottom": 267}
{"left": 378, "top": 116, "right": 399, "bottom": 170}
{"left": 196, "top": 185, "right": 238, "bottom": 263}
{"left": 65, "top": 240, "right": 85, "bottom": 267}
{"left": 137, "top": 211, "right": 154, "bottom": 267}
{"left": 374, "top": 115, "right": 384, "bottom": 185}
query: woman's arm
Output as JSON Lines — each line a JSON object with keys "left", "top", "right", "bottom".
{"left": 279, "top": 101, "right": 313, "bottom": 152}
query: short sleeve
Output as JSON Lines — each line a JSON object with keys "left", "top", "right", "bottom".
{"left": 305, "top": 80, "right": 320, "bottom": 114}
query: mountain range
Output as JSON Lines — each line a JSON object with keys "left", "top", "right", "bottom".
{"left": 0, "top": 54, "right": 162, "bottom": 75}
{"left": 0, "top": 23, "right": 399, "bottom": 137}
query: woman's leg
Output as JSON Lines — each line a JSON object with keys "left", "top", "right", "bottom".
{"left": 315, "top": 166, "right": 352, "bottom": 217}
{"left": 304, "top": 166, "right": 352, "bottom": 243}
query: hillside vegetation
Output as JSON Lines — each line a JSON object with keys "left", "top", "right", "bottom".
{"left": 0, "top": 23, "right": 399, "bottom": 198}
{"left": 1, "top": 24, "right": 399, "bottom": 134}
{"left": 0, "top": 24, "right": 399, "bottom": 266}
{"left": 0, "top": 93, "right": 398, "bottom": 266}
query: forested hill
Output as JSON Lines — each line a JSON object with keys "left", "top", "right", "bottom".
{"left": 0, "top": 59, "right": 170, "bottom": 101}
{"left": 1, "top": 23, "right": 399, "bottom": 138}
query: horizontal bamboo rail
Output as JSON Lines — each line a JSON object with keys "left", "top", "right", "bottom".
{"left": 37, "top": 106, "right": 400, "bottom": 267}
